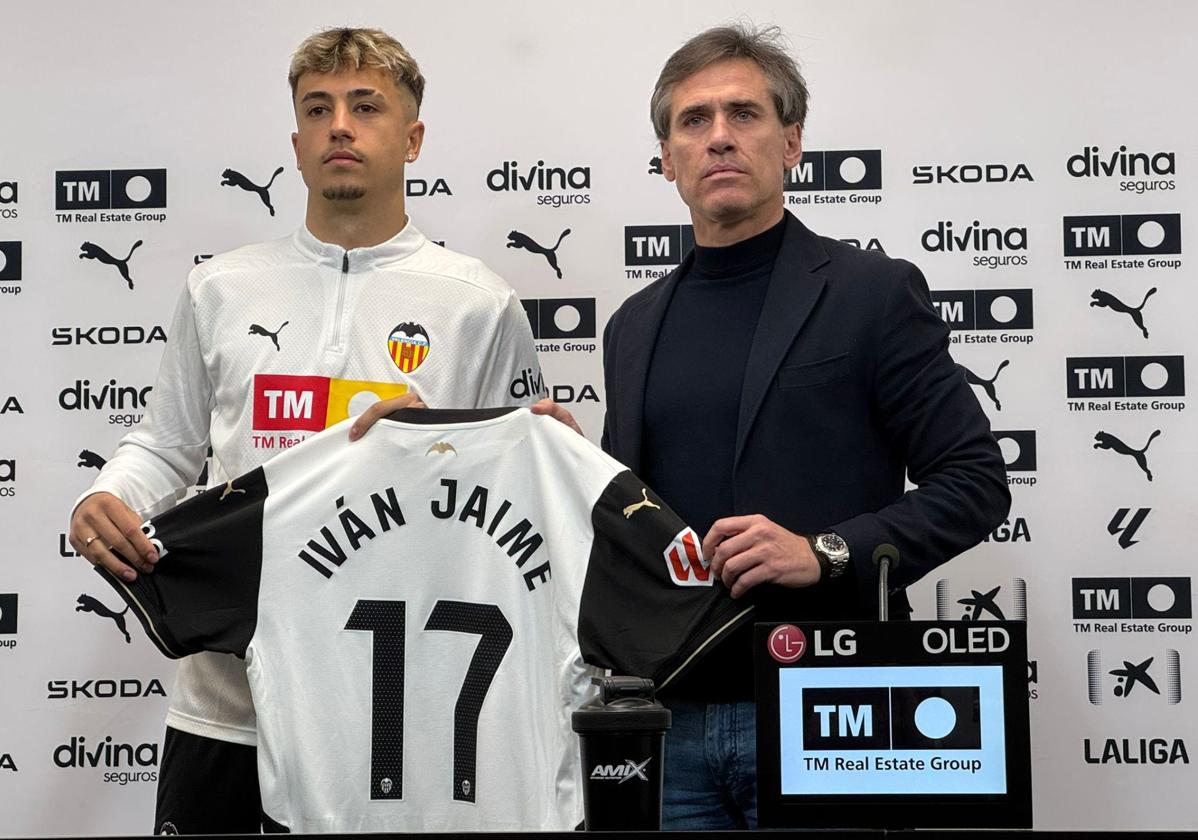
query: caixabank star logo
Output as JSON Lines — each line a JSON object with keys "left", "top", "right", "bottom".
{"left": 1087, "top": 648, "right": 1181, "bottom": 705}
{"left": 1082, "top": 646, "right": 1189, "bottom": 767}
{"left": 935, "top": 578, "right": 1027, "bottom": 621}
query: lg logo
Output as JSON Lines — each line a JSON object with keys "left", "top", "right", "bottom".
{"left": 766, "top": 626, "right": 855, "bottom": 663}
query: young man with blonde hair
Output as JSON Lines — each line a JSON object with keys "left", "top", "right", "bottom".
{"left": 69, "top": 27, "right": 544, "bottom": 834}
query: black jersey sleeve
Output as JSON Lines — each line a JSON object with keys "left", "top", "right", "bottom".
{"left": 578, "top": 469, "right": 754, "bottom": 690}
{"left": 95, "top": 467, "right": 268, "bottom": 659}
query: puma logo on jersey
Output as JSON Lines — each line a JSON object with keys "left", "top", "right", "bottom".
{"left": 1090, "top": 287, "right": 1156, "bottom": 338}
{"left": 622, "top": 488, "right": 661, "bottom": 519}
{"left": 76, "top": 594, "right": 131, "bottom": 643}
{"left": 249, "top": 321, "right": 289, "bottom": 351}
{"left": 506, "top": 229, "right": 571, "bottom": 278}
{"left": 77, "top": 449, "right": 107, "bottom": 470}
{"left": 79, "top": 240, "right": 142, "bottom": 290}
{"left": 963, "top": 360, "right": 1009, "bottom": 411}
{"left": 426, "top": 442, "right": 457, "bottom": 456}
{"left": 220, "top": 480, "right": 246, "bottom": 502}
{"left": 1094, "top": 430, "right": 1160, "bottom": 481}
{"left": 221, "top": 166, "right": 284, "bottom": 216}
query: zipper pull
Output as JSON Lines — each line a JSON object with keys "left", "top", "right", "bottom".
{"left": 342, "top": 252, "right": 349, "bottom": 273}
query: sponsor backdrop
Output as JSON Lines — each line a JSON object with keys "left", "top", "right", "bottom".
{"left": 1, "top": 0, "right": 1195, "bottom": 833}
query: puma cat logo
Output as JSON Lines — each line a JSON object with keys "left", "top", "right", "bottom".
{"left": 1094, "top": 429, "right": 1161, "bottom": 481}
{"left": 649, "top": 156, "right": 663, "bottom": 175}
{"left": 249, "top": 321, "right": 289, "bottom": 351}
{"left": 507, "top": 229, "right": 571, "bottom": 278}
{"left": 79, "top": 240, "right": 142, "bottom": 289}
{"left": 622, "top": 488, "right": 661, "bottom": 519}
{"left": 221, "top": 166, "right": 285, "bottom": 216}
{"left": 963, "top": 360, "right": 1009, "bottom": 411}
{"left": 75, "top": 594, "right": 131, "bottom": 643}
{"left": 77, "top": 449, "right": 107, "bottom": 470}
{"left": 219, "top": 480, "right": 246, "bottom": 502}
{"left": 1090, "top": 287, "right": 1156, "bottom": 338}
{"left": 426, "top": 442, "right": 457, "bottom": 456}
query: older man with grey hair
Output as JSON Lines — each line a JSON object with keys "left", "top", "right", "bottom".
{"left": 598, "top": 23, "right": 1009, "bottom": 829}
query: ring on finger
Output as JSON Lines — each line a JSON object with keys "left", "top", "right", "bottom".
{"left": 85, "top": 536, "right": 98, "bottom": 547}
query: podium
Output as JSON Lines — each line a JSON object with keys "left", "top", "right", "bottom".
{"left": 754, "top": 620, "right": 1032, "bottom": 829}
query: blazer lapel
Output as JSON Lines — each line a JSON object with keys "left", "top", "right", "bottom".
{"left": 734, "top": 214, "right": 830, "bottom": 469}
{"left": 616, "top": 252, "right": 693, "bottom": 472}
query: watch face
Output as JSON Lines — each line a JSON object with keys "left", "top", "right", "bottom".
{"left": 818, "top": 533, "right": 847, "bottom": 555}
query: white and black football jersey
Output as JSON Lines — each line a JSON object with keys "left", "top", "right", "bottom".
{"left": 99, "top": 408, "right": 750, "bottom": 832}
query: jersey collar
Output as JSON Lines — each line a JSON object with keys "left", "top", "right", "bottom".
{"left": 292, "top": 218, "right": 428, "bottom": 272}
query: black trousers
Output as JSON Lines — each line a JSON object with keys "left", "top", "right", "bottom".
{"left": 155, "top": 726, "right": 261, "bottom": 834}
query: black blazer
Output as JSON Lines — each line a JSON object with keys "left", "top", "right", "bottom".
{"left": 601, "top": 212, "right": 1010, "bottom": 620}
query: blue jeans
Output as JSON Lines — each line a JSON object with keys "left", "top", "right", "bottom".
{"left": 661, "top": 700, "right": 757, "bottom": 830}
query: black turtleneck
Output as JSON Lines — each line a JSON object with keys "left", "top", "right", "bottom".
{"left": 641, "top": 216, "right": 787, "bottom": 702}
{"left": 641, "top": 215, "right": 786, "bottom": 565}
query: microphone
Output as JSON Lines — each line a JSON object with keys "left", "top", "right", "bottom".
{"left": 872, "top": 544, "right": 901, "bottom": 622}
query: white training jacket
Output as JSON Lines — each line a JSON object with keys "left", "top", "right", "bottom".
{"left": 76, "top": 220, "right": 545, "bottom": 744}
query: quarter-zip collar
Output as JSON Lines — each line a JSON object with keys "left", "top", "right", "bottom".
{"left": 292, "top": 218, "right": 427, "bottom": 272}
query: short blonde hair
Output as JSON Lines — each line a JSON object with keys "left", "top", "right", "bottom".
{"left": 289, "top": 27, "right": 425, "bottom": 113}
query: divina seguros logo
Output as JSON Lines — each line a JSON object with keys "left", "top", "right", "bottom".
{"left": 53, "top": 735, "right": 159, "bottom": 785}
{"left": 921, "top": 220, "right": 1028, "bottom": 269}
{"left": 0, "top": 180, "right": 17, "bottom": 219}
{"left": 486, "top": 159, "right": 590, "bottom": 207}
{"left": 1067, "top": 145, "right": 1175, "bottom": 194}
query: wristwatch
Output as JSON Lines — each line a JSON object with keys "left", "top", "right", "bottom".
{"left": 808, "top": 532, "right": 851, "bottom": 580}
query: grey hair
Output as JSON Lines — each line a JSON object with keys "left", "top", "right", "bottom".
{"left": 650, "top": 23, "right": 809, "bottom": 139}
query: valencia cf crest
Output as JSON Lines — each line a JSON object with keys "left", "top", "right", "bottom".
{"left": 388, "top": 322, "right": 430, "bottom": 373}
